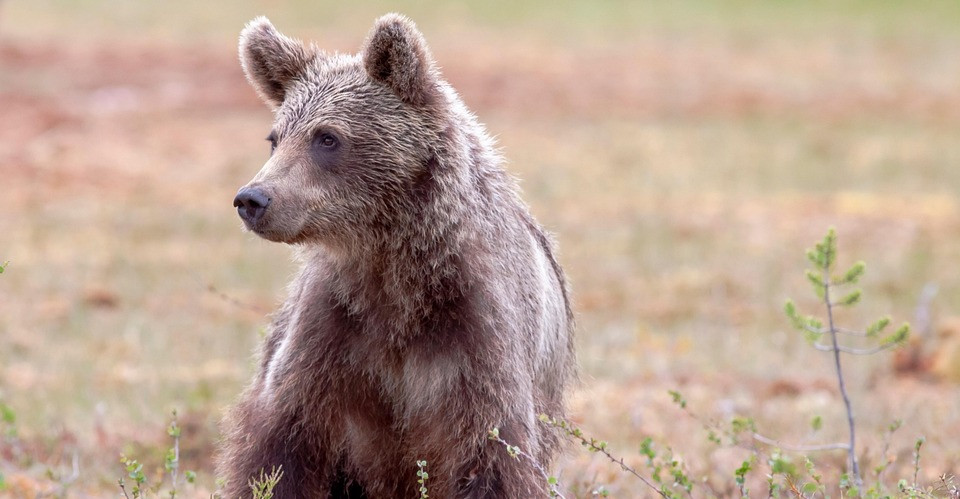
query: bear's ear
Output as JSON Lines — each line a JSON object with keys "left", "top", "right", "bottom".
{"left": 239, "top": 17, "right": 315, "bottom": 109}
{"left": 362, "top": 14, "right": 438, "bottom": 107}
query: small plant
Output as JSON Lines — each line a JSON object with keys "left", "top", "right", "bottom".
{"left": 119, "top": 456, "right": 148, "bottom": 499}
{"left": 656, "top": 228, "right": 928, "bottom": 497}
{"left": 248, "top": 466, "right": 283, "bottom": 499}
{"left": 0, "top": 260, "right": 8, "bottom": 274}
{"left": 164, "top": 410, "right": 196, "bottom": 498}
{"left": 118, "top": 411, "right": 197, "bottom": 499}
{"left": 416, "top": 460, "right": 429, "bottom": 498}
{"left": 0, "top": 399, "right": 16, "bottom": 438}
{"left": 734, "top": 456, "right": 754, "bottom": 498}
{"left": 784, "top": 227, "right": 910, "bottom": 488}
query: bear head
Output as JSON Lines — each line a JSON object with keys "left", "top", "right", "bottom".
{"left": 233, "top": 14, "right": 450, "bottom": 248}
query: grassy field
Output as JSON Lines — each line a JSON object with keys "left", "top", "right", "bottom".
{"left": 2, "top": 1, "right": 960, "bottom": 496}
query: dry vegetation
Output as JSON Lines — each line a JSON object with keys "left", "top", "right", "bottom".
{"left": 2, "top": 1, "right": 960, "bottom": 497}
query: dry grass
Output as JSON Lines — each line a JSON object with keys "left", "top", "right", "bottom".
{"left": 2, "top": 1, "right": 960, "bottom": 497}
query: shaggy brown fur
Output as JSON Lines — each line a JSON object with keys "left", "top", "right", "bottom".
{"left": 219, "top": 14, "right": 574, "bottom": 498}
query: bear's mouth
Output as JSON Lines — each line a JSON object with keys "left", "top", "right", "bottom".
{"left": 249, "top": 225, "right": 291, "bottom": 243}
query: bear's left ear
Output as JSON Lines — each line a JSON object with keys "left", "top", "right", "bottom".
{"left": 362, "top": 14, "right": 439, "bottom": 107}
{"left": 239, "top": 17, "right": 316, "bottom": 109}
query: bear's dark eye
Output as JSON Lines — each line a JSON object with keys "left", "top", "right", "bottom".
{"left": 315, "top": 133, "right": 339, "bottom": 151}
{"left": 266, "top": 131, "right": 278, "bottom": 156}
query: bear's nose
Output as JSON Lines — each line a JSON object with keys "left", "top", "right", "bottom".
{"left": 234, "top": 187, "right": 271, "bottom": 225}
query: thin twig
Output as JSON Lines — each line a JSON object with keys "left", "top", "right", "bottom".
{"left": 59, "top": 451, "right": 80, "bottom": 493}
{"left": 670, "top": 394, "right": 847, "bottom": 457}
{"left": 118, "top": 479, "right": 132, "bottom": 499}
{"left": 875, "top": 421, "right": 901, "bottom": 489}
{"left": 595, "top": 447, "right": 666, "bottom": 498}
{"left": 751, "top": 432, "right": 850, "bottom": 452}
{"left": 170, "top": 415, "right": 181, "bottom": 498}
{"left": 804, "top": 325, "right": 872, "bottom": 337}
{"left": 914, "top": 283, "right": 939, "bottom": 338}
{"left": 537, "top": 418, "right": 668, "bottom": 499}
{"left": 811, "top": 342, "right": 898, "bottom": 355}
{"left": 206, "top": 283, "right": 269, "bottom": 314}
{"left": 914, "top": 438, "right": 925, "bottom": 488}
{"left": 822, "top": 250, "right": 862, "bottom": 487}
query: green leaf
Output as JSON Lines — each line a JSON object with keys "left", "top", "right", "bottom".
{"left": 810, "top": 415, "right": 822, "bottom": 431}
{"left": 822, "top": 228, "right": 837, "bottom": 266}
{"left": 802, "top": 482, "right": 819, "bottom": 494}
{"left": 734, "top": 458, "right": 752, "bottom": 483}
{"left": 668, "top": 390, "right": 686, "bottom": 409}
{"left": 707, "top": 430, "right": 721, "bottom": 445}
{"left": 835, "top": 289, "right": 862, "bottom": 307}
{"left": 804, "top": 457, "right": 822, "bottom": 483}
{"left": 806, "top": 249, "right": 823, "bottom": 269}
{"left": 768, "top": 453, "right": 797, "bottom": 477}
{"left": 887, "top": 419, "right": 903, "bottom": 432}
{"left": 185, "top": 471, "right": 196, "bottom": 484}
{"left": 639, "top": 437, "right": 656, "bottom": 459}
{"left": 882, "top": 323, "right": 910, "bottom": 346}
{"left": 839, "top": 473, "right": 851, "bottom": 489}
{"left": 866, "top": 316, "right": 891, "bottom": 338}
{"left": 838, "top": 260, "right": 866, "bottom": 284}
{"left": 731, "top": 416, "right": 756, "bottom": 434}
{"left": 805, "top": 270, "right": 826, "bottom": 297}
{"left": 784, "top": 300, "right": 804, "bottom": 330}
{"left": 0, "top": 403, "right": 15, "bottom": 425}
{"left": 803, "top": 326, "right": 823, "bottom": 344}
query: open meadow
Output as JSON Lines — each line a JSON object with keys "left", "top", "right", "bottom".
{"left": 2, "top": 1, "right": 960, "bottom": 496}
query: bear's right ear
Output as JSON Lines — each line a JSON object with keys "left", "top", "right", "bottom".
{"left": 239, "top": 17, "right": 315, "bottom": 109}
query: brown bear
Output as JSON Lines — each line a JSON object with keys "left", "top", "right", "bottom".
{"left": 219, "top": 13, "right": 575, "bottom": 498}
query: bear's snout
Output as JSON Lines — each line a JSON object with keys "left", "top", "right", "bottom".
{"left": 234, "top": 187, "right": 271, "bottom": 226}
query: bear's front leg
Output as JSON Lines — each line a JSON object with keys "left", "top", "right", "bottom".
{"left": 218, "top": 396, "right": 336, "bottom": 499}
{"left": 403, "top": 371, "right": 547, "bottom": 499}
{"left": 454, "top": 420, "right": 546, "bottom": 499}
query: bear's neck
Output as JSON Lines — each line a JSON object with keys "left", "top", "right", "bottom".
{"left": 305, "top": 212, "right": 473, "bottom": 346}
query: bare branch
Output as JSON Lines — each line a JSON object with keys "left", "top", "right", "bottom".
{"left": 804, "top": 325, "right": 868, "bottom": 337}
{"left": 914, "top": 282, "right": 939, "bottom": 338}
{"left": 751, "top": 432, "right": 850, "bottom": 452}
{"left": 206, "top": 284, "right": 269, "bottom": 314}
{"left": 812, "top": 342, "right": 899, "bottom": 355}
{"left": 118, "top": 479, "right": 132, "bottom": 499}
{"left": 536, "top": 418, "right": 668, "bottom": 498}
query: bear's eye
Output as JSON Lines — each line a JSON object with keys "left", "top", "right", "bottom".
{"left": 315, "top": 133, "right": 339, "bottom": 150}
{"left": 266, "top": 132, "right": 278, "bottom": 156}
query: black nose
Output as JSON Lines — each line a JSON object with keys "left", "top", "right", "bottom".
{"left": 233, "top": 187, "right": 271, "bottom": 225}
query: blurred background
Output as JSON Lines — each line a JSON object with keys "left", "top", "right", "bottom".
{"left": 2, "top": 1, "right": 959, "bottom": 496}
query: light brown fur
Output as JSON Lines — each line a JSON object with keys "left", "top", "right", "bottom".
{"left": 219, "top": 14, "right": 574, "bottom": 498}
